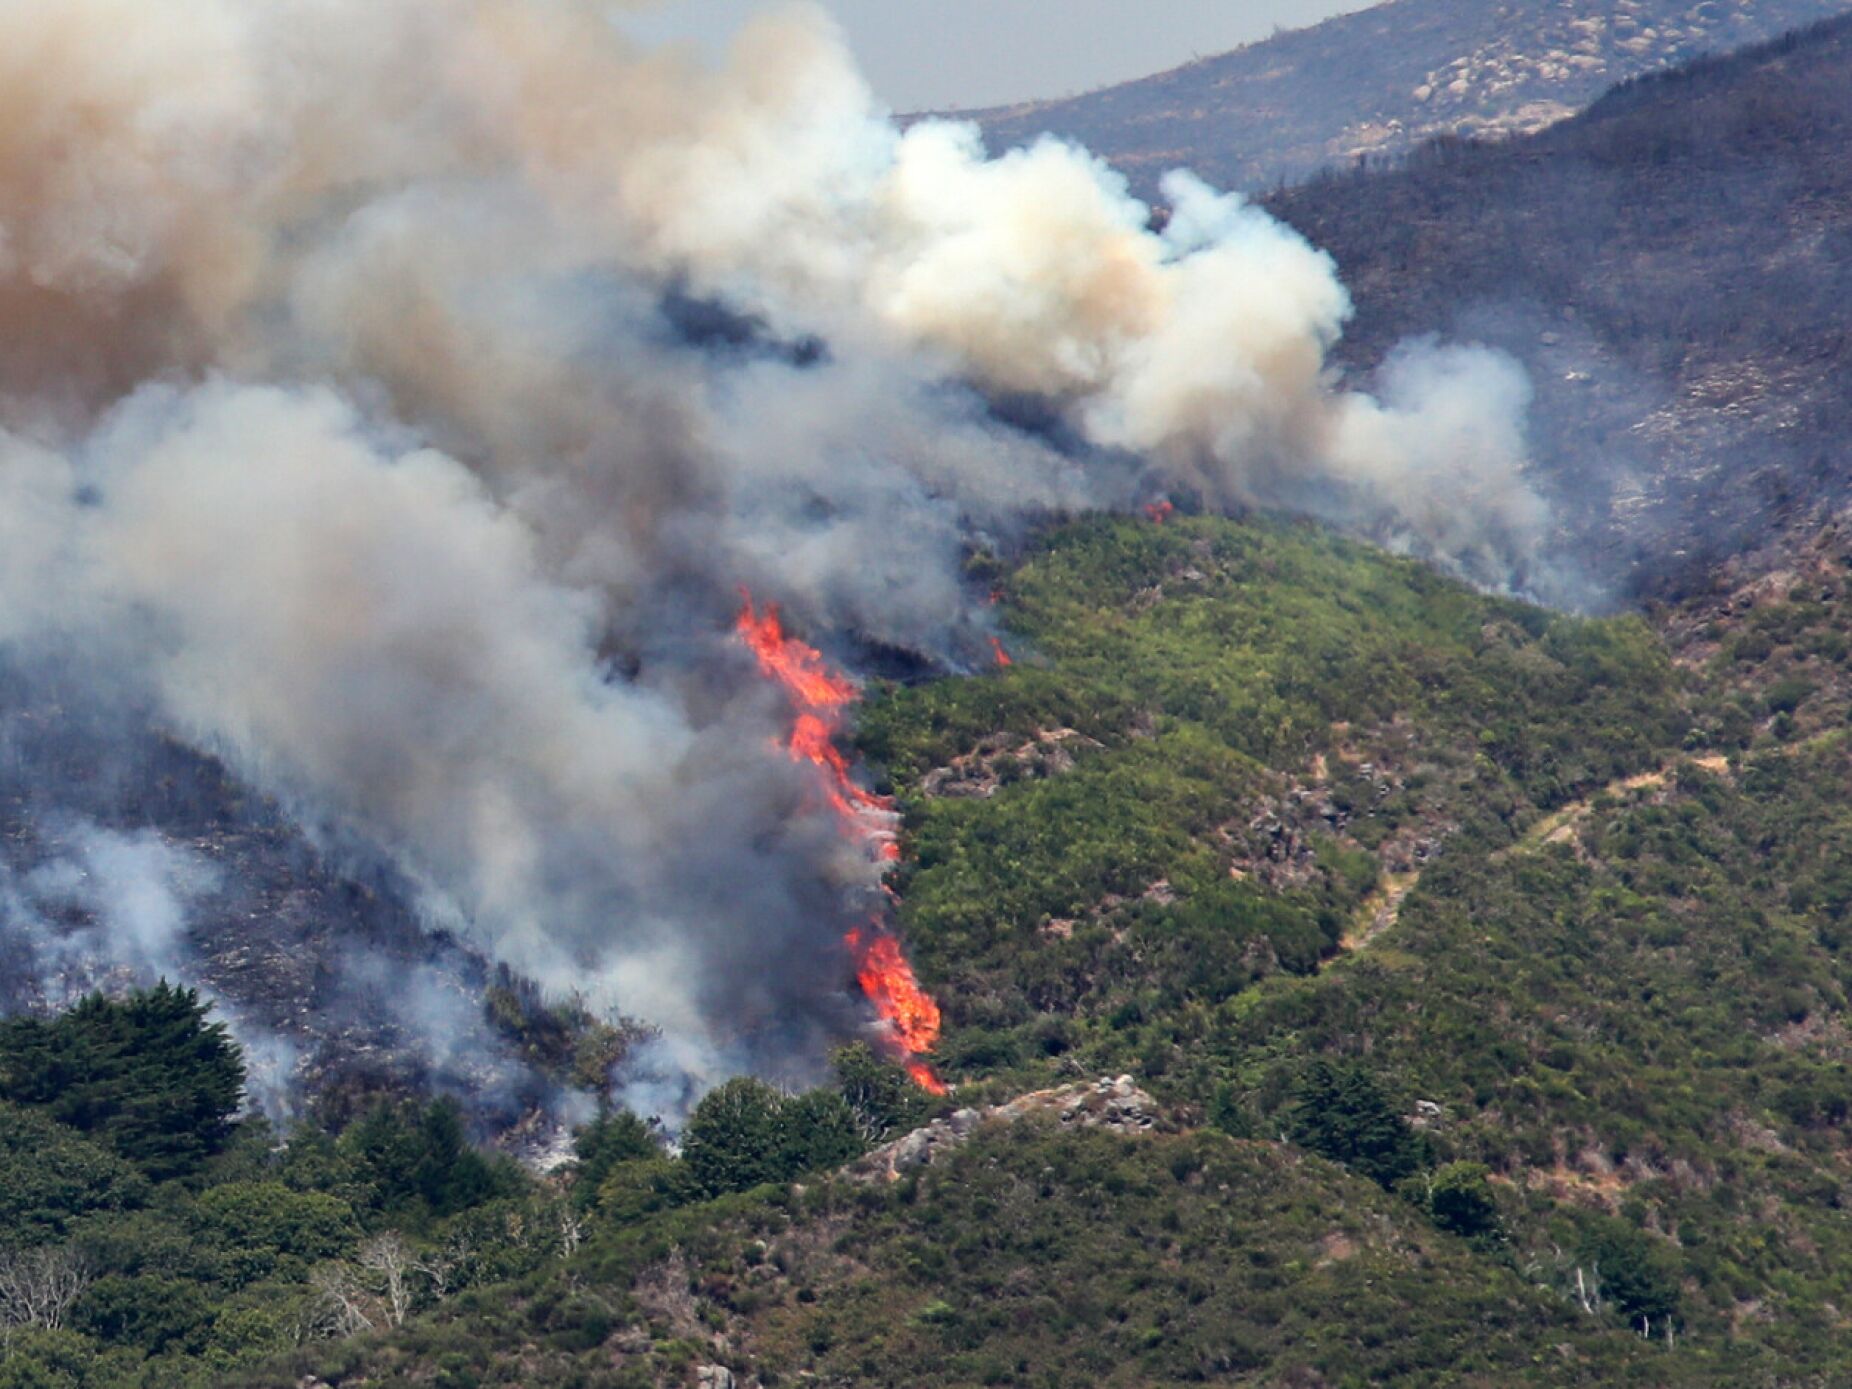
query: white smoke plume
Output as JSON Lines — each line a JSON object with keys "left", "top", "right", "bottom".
{"left": 0, "top": 819, "right": 305, "bottom": 1119}
{"left": 0, "top": 0, "right": 1553, "bottom": 1101}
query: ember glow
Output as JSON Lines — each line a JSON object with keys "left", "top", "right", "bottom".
{"left": 736, "top": 594, "right": 946, "bottom": 1091}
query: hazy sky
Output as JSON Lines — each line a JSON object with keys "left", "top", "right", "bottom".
{"left": 621, "top": 1, "right": 1378, "bottom": 111}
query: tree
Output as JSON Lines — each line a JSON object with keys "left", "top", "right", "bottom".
{"left": 1207, "top": 1083, "right": 1256, "bottom": 1139}
{"left": 1286, "top": 1059, "right": 1423, "bottom": 1189}
{"left": 0, "top": 1247, "right": 91, "bottom": 1340}
{"left": 833, "top": 1044, "right": 927, "bottom": 1145}
{"left": 340, "top": 1097, "right": 510, "bottom": 1221}
{"left": 306, "top": 1263, "right": 375, "bottom": 1340}
{"left": 0, "top": 1327, "right": 97, "bottom": 1388}
{"left": 681, "top": 1078, "right": 787, "bottom": 1197}
{"left": 570, "top": 1109, "right": 661, "bottom": 1208}
{"left": 356, "top": 1233, "right": 415, "bottom": 1328}
{"left": 412, "top": 1098, "right": 501, "bottom": 1215}
{"left": 596, "top": 1157, "right": 692, "bottom": 1223}
{"left": 70, "top": 1273, "right": 211, "bottom": 1355}
{"left": 0, "top": 1102, "right": 149, "bottom": 1243}
{"left": 0, "top": 983, "right": 245, "bottom": 1181}
{"left": 1422, "top": 1161, "right": 1501, "bottom": 1241}
{"left": 777, "top": 1090, "right": 865, "bottom": 1175}
{"left": 1578, "top": 1219, "right": 1680, "bottom": 1327}
{"left": 192, "top": 1181, "right": 356, "bottom": 1287}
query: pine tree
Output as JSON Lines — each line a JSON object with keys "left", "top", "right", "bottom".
{"left": 1286, "top": 1058, "right": 1422, "bottom": 1190}
{"left": 0, "top": 983, "right": 244, "bottom": 1181}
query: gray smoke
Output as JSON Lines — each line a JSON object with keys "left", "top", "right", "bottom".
{"left": 0, "top": 819, "right": 305, "bottom": 1119}
{"left": 0, "top": 0, "right": 1556, "bottom": 1103}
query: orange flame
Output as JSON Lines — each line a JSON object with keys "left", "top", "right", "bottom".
{"left": 846, "top": 928, "right": 948, "bottom": 1095}
{"left": 736, "top": 591, "right": 944, "bottom": 1090}
{"left": 737, "top": 597, "right": 898, "bottom": 858}
{"left": 989, "top": 635, "right": 1012, "bottom": 668}
{"left": 1144, "top": 499, "right": 1176, "bottom": 524}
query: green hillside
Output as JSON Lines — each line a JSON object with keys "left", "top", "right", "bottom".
{"left": 6, "top": 511, "right": 1852, "bottom": 1386}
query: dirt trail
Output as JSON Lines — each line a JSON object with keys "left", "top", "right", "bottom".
{"left": 1338, "top": 872, "right": 1420, "bottom": 955}
{"left": 1506, "top": 754, "right": 1733, "bottom": 857}
{"left": 1333, "top": 753, "right": 1733, "bottom": 962}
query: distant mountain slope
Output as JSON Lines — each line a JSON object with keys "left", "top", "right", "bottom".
{"left": 966, "top": 0, "right": 1852, "bottom": 196}
{"left": 1265, "top": 14, "right": 1852, "bottom": 598}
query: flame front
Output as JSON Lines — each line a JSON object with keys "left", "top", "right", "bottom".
{"left": 736, "top": 593, "right": 945, "bottom": 1091}
{"left": 846, "top": 927, "right": 947, "bottom": 1094}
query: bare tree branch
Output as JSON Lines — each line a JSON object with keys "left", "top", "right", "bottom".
{"left": 0, "top": 1247, "right": 92, "bottom": 1340}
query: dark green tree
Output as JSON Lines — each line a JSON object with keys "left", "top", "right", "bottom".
{"left": 0, "top": 1328, "right": 97, "bottom": 1389}
{"left": 413, "top": 1097, "right": 501, "bottom": 1215}
{"left": 1286, "top": 1059, "right": 1422, "bottom": 1189}
{"left": 1207, "top": 1082, "right": 1256, "bottom": 1139}
{"left": 0, "top": 983, "right": 244, "bottom": 1181}
{"left": 191, "top": 1181, "right": 355, "bottom": 1287}
{"left": 597, "top": 1157, "right": 695, "bottom": 1223}
{"left": 1423, "top": 1161, "right": 1501, "bottom": 1241}
{"left": 570, "top": 1109, "right": 661, "bottom": 1208}
{"left": 1579, "top": 1219, "right": 1680, "bottom": 1327}
{"left": 681, "top": 1077, "right": 787, "bottom": 1196}
{"left": 778, "top": 1090, "right": 865, "bottom": 1175}
{"left": 833, "top": 1044, "right": 927, "bottom": 1144}
{"left": 0, "top": 1102, "right": 149, "bottom": 1242}
{"left": 340, "top": 1097, "right": 511, "bottom": 1221}
{"left": 73, "top": 1274, "right": 212, "bottom": 1356}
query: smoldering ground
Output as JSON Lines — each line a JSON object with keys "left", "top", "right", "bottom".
{"left": 0, "top": 0, "right": 1564, "bottom": 1112}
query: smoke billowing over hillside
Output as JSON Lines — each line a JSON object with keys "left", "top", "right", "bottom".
{"left": 0, "top": 0, "right": 1555, "bottom": 1105}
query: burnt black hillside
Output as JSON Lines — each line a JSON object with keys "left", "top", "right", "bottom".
{"left": 1267, "top": 15, "right": 1852, "bottom": 600}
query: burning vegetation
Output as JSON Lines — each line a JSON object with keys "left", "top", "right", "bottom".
{"left": 735, "top": 595, "right": 946, "bottom": 1093}
{"left": 0, "top": 0, "right": 1566, "bottom": 1120}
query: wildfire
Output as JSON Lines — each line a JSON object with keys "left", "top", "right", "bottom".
{"left": 989, "top": 635, "right": 1012, "bottom": 668}
{"left": 846, "top": 927, "right": 947, "bottom": 1094}
{"left": 736, "top": 596, "right": 899, "bottom": 860}
{"left": 1144, "top": 498, "right": 1176, "bottom": 525}
{"left": 735, "top": 592, "right": 945, "bottom": 1091}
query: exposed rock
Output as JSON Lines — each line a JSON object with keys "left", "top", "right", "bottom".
{"left": 851, "top": 1076, "right": 1169, "bottom": 1182}
{"left": 921, "top": 727, "right": 1102, "bottom": 800}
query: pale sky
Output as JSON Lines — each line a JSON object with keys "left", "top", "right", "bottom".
{"left": 621, "top": 1, "right": 1379, "bottom": 112}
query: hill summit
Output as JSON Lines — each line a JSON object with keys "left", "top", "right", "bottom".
{"left": 968, "top": 0, "right": 1852, "bottom": 194}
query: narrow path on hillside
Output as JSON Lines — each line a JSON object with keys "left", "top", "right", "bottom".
{"left": 1331, "top": 753, "right": 1733, "bottom": 964}
{"left": 1338, "top": 871, "right": 1419, "bottom": 955}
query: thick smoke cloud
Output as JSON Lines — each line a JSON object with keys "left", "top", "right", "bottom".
{"left": 0, "top": 0, "right": 1554, "bottom": 1102}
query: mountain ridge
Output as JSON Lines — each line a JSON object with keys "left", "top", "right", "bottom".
{"left": 963, "top": 0, "right": 1852, "bottom": 196}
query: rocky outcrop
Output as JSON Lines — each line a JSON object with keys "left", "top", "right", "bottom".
{"left": 920, "top": 727, "right": 1101, "bottom": 800}
{"left": 852, "top": 1076, "right": 1168, "bottom": 1182}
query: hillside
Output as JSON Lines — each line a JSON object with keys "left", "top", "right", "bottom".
{"left": 0, "top": 666, "right": 607, "bottom": 1137}
{"left": 1264, "top": 14, "right": 1852, "bottom": 600}
{"left": 6, "top": 13, "right": 1852, "bottom": 1389}
{"left": 5, "top": 506, "right": 1848, "bottom": 1385}
{"left": 966, "top": 0, "right": 1852, "bottom": 196}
